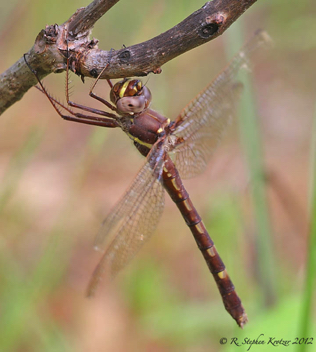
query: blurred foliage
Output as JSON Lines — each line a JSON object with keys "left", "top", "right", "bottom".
{"left": 0, "top": 0, "right": 316, "bottom": 351}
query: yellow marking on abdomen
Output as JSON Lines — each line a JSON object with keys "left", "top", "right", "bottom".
{"left": 206, "top": 246, "right": 216, "bottom": 257}
{"left": 182, "top": 199, "right": 192, "bottom": 212}
{"left": 218, "top": 270, "right": 227, "bottom": 279}
{"left": 171, "top": 178, "right": 180, "bottom": 191}
{"left": 194, "top": 222, "right": 204, "bottom": 234}
{"left": 163, "top": 167, "right": 172, "bottom": 178}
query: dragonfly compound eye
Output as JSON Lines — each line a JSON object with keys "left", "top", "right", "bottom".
{"left": 110, "top": 79, "right": 152, "bottom": 113}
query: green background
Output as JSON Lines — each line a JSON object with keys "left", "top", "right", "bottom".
{"left": 0, "top": 0, "right": 315, "bottom": 351}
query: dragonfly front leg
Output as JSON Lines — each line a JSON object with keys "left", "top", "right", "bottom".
{"left": 88, "top": 61, "right": 118, "bottom": 112}
{"left": 24, "top": 54, "right": 120, "bottom": 128}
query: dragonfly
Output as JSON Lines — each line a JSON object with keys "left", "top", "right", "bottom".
{"left": 25, "top": 30, "right": 270, "bottom": 328}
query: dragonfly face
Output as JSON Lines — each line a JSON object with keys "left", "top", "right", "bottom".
{"left": 108, "top": 78, "right": 169, "bottom": 156}
{"left": 110, "top": 78, "right": 152, "bottom": 115}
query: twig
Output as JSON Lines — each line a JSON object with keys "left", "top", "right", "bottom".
{"left": 0, "top": 0, "right": 257, "bottom": 115}
{"left": 67, "top": 0, "right": 121, "bottom": 37}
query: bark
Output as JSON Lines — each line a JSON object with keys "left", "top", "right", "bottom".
{"left": 0, "top": 0, "right": 257, "bottom": 115}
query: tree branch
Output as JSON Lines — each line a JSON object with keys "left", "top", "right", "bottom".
{"left": 0, "top": 0, "right": 257, "bottom": 115}
{"left": 67, "top": 0, "right": 120, "bottom": 37}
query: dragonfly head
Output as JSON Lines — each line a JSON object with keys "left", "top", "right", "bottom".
{"left": 110, "top": 79, "right": 152, "bottom": 114}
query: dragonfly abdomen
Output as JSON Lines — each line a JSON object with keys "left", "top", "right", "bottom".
{"left": 162, "top": 155, "right": 247, "bottom": 327}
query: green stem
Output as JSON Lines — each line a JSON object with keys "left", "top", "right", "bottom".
{"left": 226, "top": 23, "right": 277, "bottom": 307}
{"left": 298, "top": 98, "right": 316, "bottom": 350}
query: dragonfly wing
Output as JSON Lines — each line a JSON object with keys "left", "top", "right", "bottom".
{"left": 171, "top": 30, "right": 271, "bottom": 179}
{"left": 88, "top": 145, "right": 165, "bottom": 296}
{"left": 171, "top": 82, "right": 242, "bottom": 179}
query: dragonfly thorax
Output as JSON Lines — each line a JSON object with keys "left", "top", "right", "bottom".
{"left": 110, "top": 79, "right": 152, "bottom": 115}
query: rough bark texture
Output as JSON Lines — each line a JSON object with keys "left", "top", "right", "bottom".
{"left": 0, "top": 0, "right": 257, "bottom": 115}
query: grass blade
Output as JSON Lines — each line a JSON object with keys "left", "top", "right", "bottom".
{"left": 226, "top": 23, "right": 277, "bottom": 308}
{"left": 298, "top": 98, "right": 316, "bottom": 351}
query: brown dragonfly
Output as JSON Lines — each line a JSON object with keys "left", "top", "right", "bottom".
{"left": 25, "top": 30, "right": 270, "bottom": 328}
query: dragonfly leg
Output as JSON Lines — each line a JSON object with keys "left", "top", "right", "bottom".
{"left": 63, "top": 47, "right": 118, "bottom": 115}
{"left": 24, "top": 54, "right": 119, "bottom": 128}
{"left": 87, "top": 49, "right": 118, "bottom": 112}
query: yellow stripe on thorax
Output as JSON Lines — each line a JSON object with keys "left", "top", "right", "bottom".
{"left": 126, "top": 132, "right": 153, "bottom": 149}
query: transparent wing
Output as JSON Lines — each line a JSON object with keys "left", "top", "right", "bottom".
{"left": 87, "top": 145, "right": 165, "bottom": 296}
{"left": 171, "top": 30, "right": 271, "bottom": 179}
